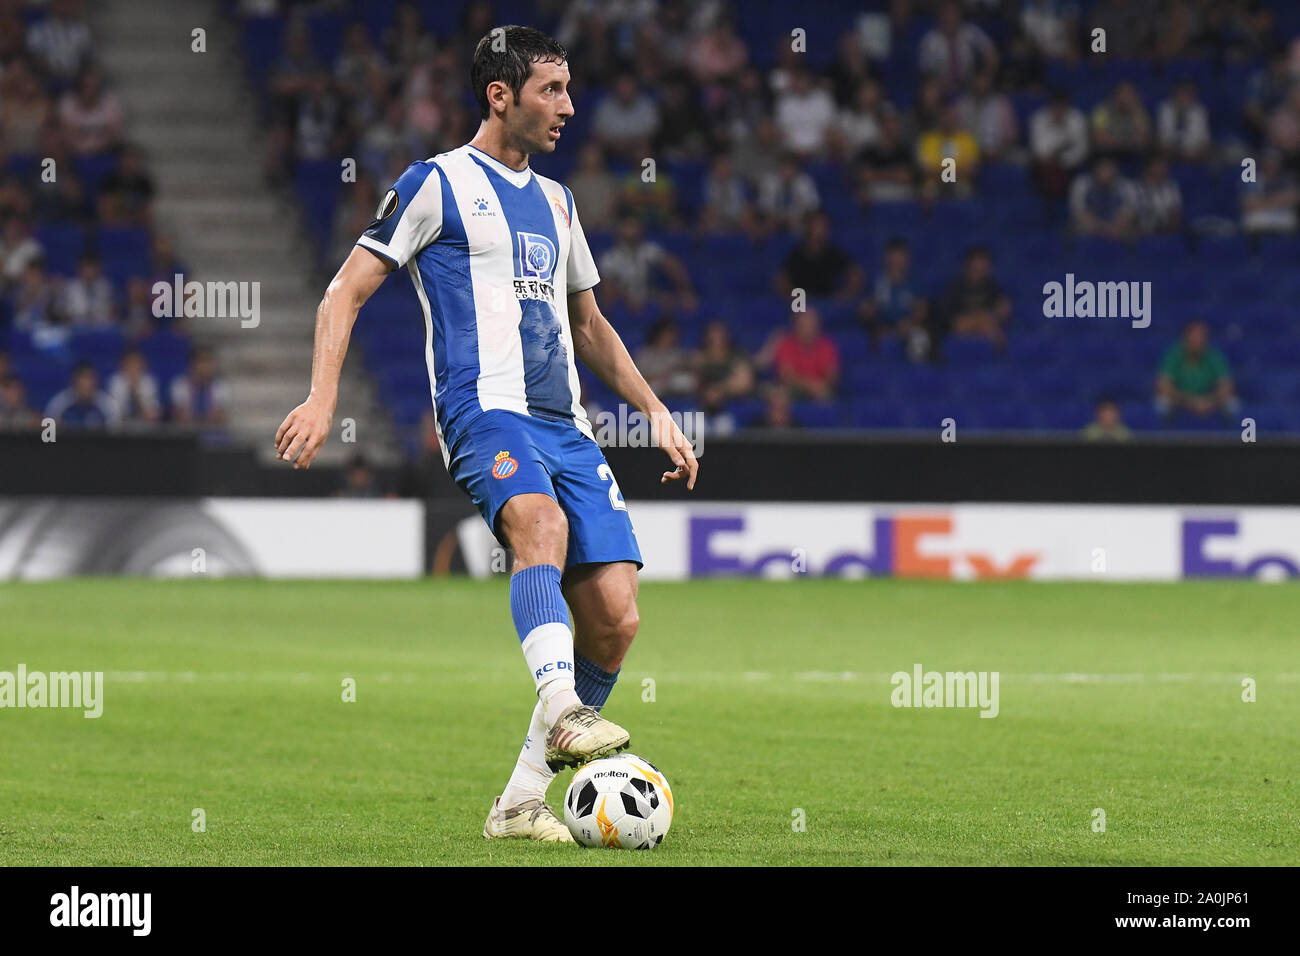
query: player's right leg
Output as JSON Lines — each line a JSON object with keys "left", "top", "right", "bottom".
{"left": 496, "top": 493, "right": 631, "bottom": 771}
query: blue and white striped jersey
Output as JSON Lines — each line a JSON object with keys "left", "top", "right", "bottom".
{"left": 358, "top": 143, "right": 601, "bottom": 466}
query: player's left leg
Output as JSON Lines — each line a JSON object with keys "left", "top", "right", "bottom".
{"left": 561, "top": 560, "right": 639, "bottom": 712}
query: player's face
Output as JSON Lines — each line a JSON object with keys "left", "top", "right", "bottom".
{"left": 512, "top": 59, "right": 573, "bottom": 154}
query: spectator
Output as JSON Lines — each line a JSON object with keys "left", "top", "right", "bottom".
{"left": 1020, "top": 0, "right": 1081, "bottom": 63}
{"left": 106, "top": 348, "right": 161, "bottom": 426}
{"left": 918, "top": 0, "right": 998, "bottom": 92}
{"left": 0, "top": 216, "right": 44, "bottom": 283}
{"left": 25, "top": 0, "right": 91, "bottom": 82}
{"left": 1070, "top": 157, "right": 1138, "bottom": 241}
{"left": 956, "top": 69, "right": 1018, "bottom": 162}
{"left": 757, "top": 307, "right": 841, "bottom": 402}
{"left": 685, "top": 16, "right": 748, "bottom": 88}
{"left": 567, "top": 142, "right": 620, "bottom": 232}
{"left": 856, "top": 110, "right": 916, "bottom": 202}
{"left": 331, "top": 170, "right": 381, "bottom": 266}
{"left": 828, "top": 31, "right": 874, "bottom": 109}
{"left": 654, "top": 76, "right": 709, "bottom": 160}
{"left": 1267, "top": 85, "right": 1300, "bottom": 168}
{"left": 756, "top": 153, "right": 820, "bottom": 232}
{"left": 775, "top": 211, "right": 864, "bottom": 302}
{"left": 336, "top": 453, "right": 381, "bottom": 498}
{"left": 592, "top": 73, "right": 660, "bottom": 160}
{"left": 935, "top": 246, "right": 1012, "bottom": 350}
{"left": 617, "top": 137, "right": 680, "bottom": 230}
{"left": 633, "top": 317, "right": 696, "bottom": 399}
{"left": 58, "top": 66, "right": 125, "bottom": 156}
{"left": 0, "top": 59, "right": 52, "bottom": 154}
{"left": 732, "top": 116, "right": 783, "bottom": 192}
{"left": 1030, "top": 89, "right": 1090, "bottom": 203}
{"left": 1090, "top": 81, "right": 1152, "bottom": 161}
{"left": 1081, "top": 398, "right": 1132, "bottom": 441}
{"left": 1155, "top": 319, "right": 1239, "bottom": 422}
{"left": 698, "top": 152, "right": 755, "bottom": 234}
{"left": 60, "top": 253, "right": 115, "bottom": 326}
{"left": 1244, "top": 52, "right": 1293, "bottom": 145}
{"left": 598, "top": 215, "right": 696, "bottom": 313}
{"left": 692, "top": 319, "right": 755, "bottom": 418}
{"left": 13, "top": 260, "right": 64, "bottom": 338}
{"left": 97, "top": 144, "right": 156, "bottom": 226}
{"left": 1133, "top": 156, "right": 1183, "bottom": 235}
{"left": 916, "top": 101, "right": 982, "bottom": 198}
{"left": 832, "top": 79, "right": 885, "bottom": 160}
{"left": 122, "top": 276, "right": 157, "bottom": 338}
{"left": 760, "top": 384, "right": 795, "bottom": 428}
{"left": 1241, "top": 150, "right": 1299, "bottom": 234}
{"left": 773, "top": 67, "right": 837, "bottom": 157}
{"left": 1157, "top": 80, "right": 1211, "bottom": 163}
{"left": 268, "top": 22, "right": 323, "bottom": 107}
{"left": 859, "top": 237, "right": 931, "bottom": 362}
{"left": 395, "top": 409, "right": 459, "bottom": 500}
{"left": 0, "top": 374, "right": 38, "bottom": 430}
{"left": 170, "top": 346, "right": 231, "bottom": 427}
{"left": 45, "top": 361, "right": 117, "bottom": 429}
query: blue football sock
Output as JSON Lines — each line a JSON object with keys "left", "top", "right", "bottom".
{"left": 509, "top": 564, "right": 569, "bottom": 642}
{"left": 574, "top": 650, "right": 620, "bottom": 710}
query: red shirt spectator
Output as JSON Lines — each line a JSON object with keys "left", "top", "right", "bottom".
{"left": 760, "top": 308, "right": 840, "bottom": 401}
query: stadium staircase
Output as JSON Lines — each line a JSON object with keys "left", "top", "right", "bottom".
{"left": 92, "top": 0, "right": 397, "bottom": 464}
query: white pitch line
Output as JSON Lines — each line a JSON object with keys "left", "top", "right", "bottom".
{"left": 99, "top": 670, "right": 1300, "bottom": 684}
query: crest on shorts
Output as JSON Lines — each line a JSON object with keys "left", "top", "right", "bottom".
{"left": 492, "top": 449, "right": 518, "bottom": 479}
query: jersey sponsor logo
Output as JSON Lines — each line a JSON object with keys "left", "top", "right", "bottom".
{"left": 471, "top": 196, "right": 496, "bottom": 217}
{"left": 551, "top": 195, "right": 570, "bottom": 228}
{"left": 492, "top": 449, "right": 518, "bottom": 479}
{"left": 374, "top": 188, "right": 398, "bottom": 221}
{"left": 515, "top": 232, "right": 557, "bottom": 303}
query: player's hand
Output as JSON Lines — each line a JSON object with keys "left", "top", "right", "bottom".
{"left": 651, "top": 408, "right": 697, "bottom": 491}
{"left": 274, "top": 398, "right": 333, "bottom": 469}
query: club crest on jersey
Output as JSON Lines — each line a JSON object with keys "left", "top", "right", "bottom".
{"left": 551, "top": 196, "right": 570, "bottom": 228}
{"left": 374, "top": 188, "right": 398, "bottom": 221}
{"left": 492, "top": 450, "right": 518, "bottom": 479}
{"left": 515, "top": 232, "right": 557, "bottom": 303}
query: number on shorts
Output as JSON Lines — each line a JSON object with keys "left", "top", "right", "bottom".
{"left": 597, "top": 463, "right": 627, "bottom": 511}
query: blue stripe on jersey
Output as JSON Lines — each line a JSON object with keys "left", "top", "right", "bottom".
{"left": 413, "top": 161, "right": 480, "bottom": 454}
{"left": 364, "top": 161, "right": 437, "bottom": 249}
{"left": 470, "top": 157, "right": 573, "bottom": 422}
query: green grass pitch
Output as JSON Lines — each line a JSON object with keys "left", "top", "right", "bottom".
{"left": 1, "top": 578, "right": 1295, "bottom": 866}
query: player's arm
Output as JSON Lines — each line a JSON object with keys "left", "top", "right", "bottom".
{"left": 275, "top": 247, "right": 391, "bottom": 468}
{"left": 568, "top": 287, "right": 698, "bottom": 490}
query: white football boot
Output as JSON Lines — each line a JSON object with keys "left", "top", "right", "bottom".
{"left": 482, "top": 797, "right": 574, "bottom": 843}
{"left": 544, "top": 704, "right": 631, "bottom": 771}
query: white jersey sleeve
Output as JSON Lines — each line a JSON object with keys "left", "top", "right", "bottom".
{"left": 357, "top": 160, "right": 444, "bottom": 269}
{"left": 565, "top": 187, "right": 600, "bottom": 294}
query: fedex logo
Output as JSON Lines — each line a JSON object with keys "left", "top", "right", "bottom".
{"left": 1182, "top": 519, "right": 1299, "bottom": 579}
{"left": 689, "top": 515, "right": 1040, "bottom": 579}
{"left": 534, "top": 661, "right": 573, "bottom": 680}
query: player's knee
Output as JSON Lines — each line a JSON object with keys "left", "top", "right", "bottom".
{"left": 505, "top": 496, "right": 568, "bottom": 566}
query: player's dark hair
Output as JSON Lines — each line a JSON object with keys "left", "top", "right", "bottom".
{"left": 470, "top": 25, "right": 567, "bottom": 120}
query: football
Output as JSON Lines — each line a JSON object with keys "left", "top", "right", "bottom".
{"left": 563, "top": 754, "right": 674, "bottom": 849}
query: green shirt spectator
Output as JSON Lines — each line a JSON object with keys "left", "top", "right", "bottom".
{"left": 1158, "top": 341, "right": 1230, "bottom": 396}
{"left": 1155, "top": 320, "right": 1240, "bottom": 421}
